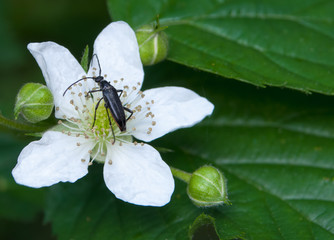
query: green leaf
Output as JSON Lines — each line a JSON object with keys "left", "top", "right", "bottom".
{"left": 44, "top": 61, "right": 334, "bottom": 239}
{"left": 107, "top": 0, "right": 334, "bottom": 95}
{"left": 153, "top": 62, "right": 334, "bottom": 239}
{"left": 80, "top": 45, "right": 90, "bottom": 73}
{"left": 189, "top": 213, "right": 220, "bottom": 240}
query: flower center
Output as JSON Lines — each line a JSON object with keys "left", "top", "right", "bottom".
{"left": 55, "top": 77, "right": 157, "bottom": 164}
{"left": 93, "top": 99, "right": 118, "bottom": 136}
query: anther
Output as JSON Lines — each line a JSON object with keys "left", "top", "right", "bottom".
{"left": 81, "top": 159, "right": 86, "bottom": 163}
{"left": 134, "top": 141, "right": 138, "bottom": 145}
{"left": 140, "top": 142, "right": 144, "bottom": 146}
{"left": 114, "top": 80, "right": 118, "bottom": 84}
{"left": 152, "top": 121, "right": 156, "bottom": 126}
{"left": 124, "top": 85, "right": 129, "bottom": 89}
{"left": 120, "top": 78, "right": 124, "bottom": 81}
{"left": 104, "top": 74, "right": 107, "bottom": 78}
{"left": 78, "top": 92, "right": 83, "bottom": 97}
{"left": 58, "top": 120, "right": 62, "bottom": 124}
{"left": 137, "top": 82, "right": 141, "bottom": 86}
{"left": 151, "top": 100, "right": 154, "bottom": 104}
{"left": 70, "top": 100, "right": 74, "bottom": 105}
{"left": 146, "top": 101, "right": 149, "bottom": 105}
{"left": 56, "top": 107, "right": 59, "bottom": 111}
{"left": 75, "top": 106, "right": 79, "bottom": 111}
{"left": 101, "top": 152, "right": 105, "bottom": 156}
{"left": 67, "top": 132, "right": 72, "bottom": 136}
{"left": 63, "top": 115, "right": 67, "bottom": 119}
{"left": 132, "top": 127, "right": 136, "bottom": 131}
{"left": 76, "top": 133, "right": 80, "bottom": 137}
{"left": 108, "top": 160, "right": 112, "bottom": 165}
{"left": 141, "top": 94, "right": 145, "bottom": 98}
{"left": 76, "top": 142, "right": 81, "bottom": 146}
{"left": 119, "top": 142, "right": 123, "bottom": 146}
{"left": 132, "top": 86, "right": 137, "bottom": 90}
{"left": 88, "top": 150, "right": 93, "bottom": 154}
{"left": 78, "top": 83, "right": 82, "bottom": 86}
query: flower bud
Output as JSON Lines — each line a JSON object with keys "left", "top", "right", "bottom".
{"left": 136, "top": 24, "right": 168, "bottom": 66}
{"left": 187, "top": 165, "right": 229, "bottom": 207}
{"left": 14, "top": 83, "right": 54, "bottom": 123}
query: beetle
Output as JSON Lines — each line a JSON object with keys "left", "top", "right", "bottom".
{"left": 63, "top": 54, "right": 133, "bottom": 143}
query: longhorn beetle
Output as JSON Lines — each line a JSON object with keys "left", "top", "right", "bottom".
{"left": 63, "top": 54, "right": 133, "bottom": 143}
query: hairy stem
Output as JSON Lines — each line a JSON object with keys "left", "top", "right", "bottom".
{"left": 0, "top": 114, "right": 46, "bottom": 132}
{"left": 170, "top": 166, "right": 192, "bottom": 183}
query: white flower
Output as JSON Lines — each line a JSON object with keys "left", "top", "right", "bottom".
{"left": 12, "top": 21, "right": 214, "bottom": 207}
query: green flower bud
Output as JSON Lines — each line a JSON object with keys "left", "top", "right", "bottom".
{"left": 136, "top": 24, "right": 168, "bottom": 66}
{"left": 14, "top": 83, "right": 54, "bottom": 123}
{"left": 187, "top": 165, "right": 229, "bottom": 207}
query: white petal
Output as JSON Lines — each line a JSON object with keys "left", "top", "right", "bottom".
{"left": 129, "top": 87, "right": 214, "bottom": 142}
{"left": 28, "top": 42, "right": 91, "bottom": 119}
{"left": 103, "top": 143, "right": 174, "bottom": 206}
{"left": 91, "top": 21, "right": 144, "bottom": 89}
{"left": 12, "top": 131, "right": 94, "bottom": 188}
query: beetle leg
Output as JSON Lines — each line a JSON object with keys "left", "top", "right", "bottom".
{"left": 116, "top": 89, "right": 123, "bottom": 97}
{"left": 123, "top": 107, "right": 133, "bottom": 121}
{"left": 105, "top": 105, "right": 116, "bottom": 144}
{"left": 92, "top": 98, "right": 103, "bottom": 128}
{"left": 86, "top": 89, "right": 102, "bottom": 99}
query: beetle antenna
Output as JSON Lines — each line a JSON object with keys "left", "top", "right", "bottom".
{"left": 63, "top": 77, "right": 95, "bottom": 96}
{"left": 91, "top": 54, "right": 102, "bottom": 76}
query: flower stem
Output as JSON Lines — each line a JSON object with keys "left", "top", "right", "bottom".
{"left": 0, "top": 113, "right": 46, "bottom": 132}
{"left": 170, "top": 166, "right": 192, "bottom": 183}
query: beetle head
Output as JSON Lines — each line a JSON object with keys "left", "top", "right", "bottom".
{"left": 95, "top": 76, "right": 104, "bottom": 83}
